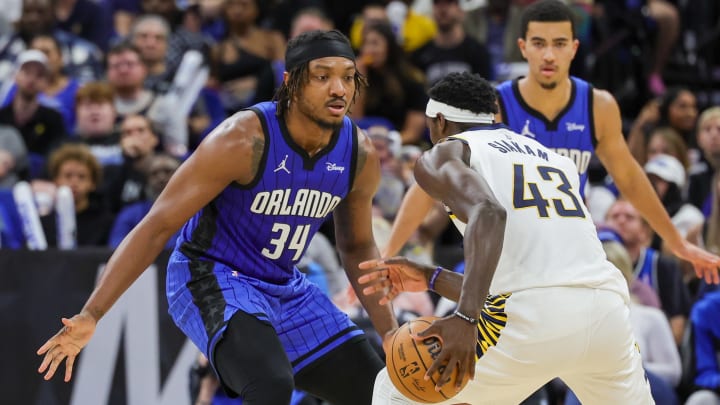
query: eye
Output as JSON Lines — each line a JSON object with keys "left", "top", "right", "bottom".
{"left": 344, "top": 75, "right": 354, "bottom": 82}
{"left": 316, "top": 75, "right": 328, "bottom": 81}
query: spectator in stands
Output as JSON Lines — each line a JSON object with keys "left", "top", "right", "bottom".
{"left": 41, "top": 143, "right": 114, "bottom": 246}
{"left": 0, "top": 125, "right": 28, "bottom": 188}
{"left": 645, "top": 0, "right": 681, "bottom": 96}
{"left": 54, "top": 0, "right": 112, "bottom": 51}
{"left": 688, "top": 167, "right": 720, "bottom": 299}
{"left": 130, "top": 15, "right": 174, "bottom": 93}
{"left": 109, "top": 153, "right": 179, "bottom": 249}
{"left": 103, "top": 114, "right": 160, "bottom": 213}
{"left": 0, "top": 50, "right": 66, "bottom": 158}
{"left": 73, "top": 82, "right": 123, "bottom": 167}
{"left": 628, "top": 87, "right": 698, "bottom": 164}
{"left": 353, "top": 21, "right": 428, "bottom": 145}
{"left": 106, "top": 42, "right": 164, "bottom": 132}
{"left": 688, "top": 106, "right": 720, "bottom": 214}
{"left": 644, "top": 154, "right": 704, "bottom": 243}
{"left": 349, "top": 0, "right": 436, "bottom": 53}
{"left": 290, "top": 7, "right": 334, "bottom": 39}
{"left": 684, "top": 289, "right": 720, "bottom": 405}
{"left": 605, "top": 199, "right": 692, "bottom": 345}
{"left": 647, "top": 127, "right": 690, "bottom": 170}
{"left": 367, "top": 125, "right": 404, "bottom": 222}
{"left": 140, "top": 0, "right": 212, "bottom": 75}
{"left": 3, "top": 34, "right": 80, "bottom": 135}
{"left": 10, "top": 0, "right": 104, "bottom": 83}
{"left": 411, "top": 0, "right": 492, "bottom": 86}
{"left": 211, "top": 0, "right": 282, "bottom": 113}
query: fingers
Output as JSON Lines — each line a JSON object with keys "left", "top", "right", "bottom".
{"left": 424, "top": 353, "right": 447, "bottom": 384}
{"left": 358, "top": 269, "right": 387, "bottom": 285}
{"left": 38, "top": 345, "right": 56, "bottom": 373}
{"left": 358, "top": 259, "right": 382, "bottom": 270}
{"left": 37, "top": 338, "right": 56, "bottom": 355}
{"left": 64, "top": 355, "right": 76, "bottom": 382}
{"left": 44, "top": 349, "right": 68, "bottom": 380}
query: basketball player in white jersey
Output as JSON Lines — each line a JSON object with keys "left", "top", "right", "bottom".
{"left": 362, "top": 72, "right": 656, "bottom": 404}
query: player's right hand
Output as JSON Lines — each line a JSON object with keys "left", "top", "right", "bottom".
{"left": 37, "top": 311, "right": 97, "bottom": 382}
{"left": 358, "top": 257, "right": 432, "bottom": 305}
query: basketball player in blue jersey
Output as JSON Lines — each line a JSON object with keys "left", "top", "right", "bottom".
{"left": 382, "top": 0, "right": 720, "bottom": 284}
{"left": 366, "top": 72, "right": 659, "bottom": 405}
{"left": 36, "top": 30, "right": 397, "bottom": 404}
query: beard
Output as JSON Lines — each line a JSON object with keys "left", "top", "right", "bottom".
{"left": 540, "top": 80, "right": 558, "bottom": 90}
{"left": 296, "top": 99, "right": 345, "bottom": 130}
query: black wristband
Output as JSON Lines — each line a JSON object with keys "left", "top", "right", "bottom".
{"left": 453, "top": 310, "right": 479, "bottom": 325}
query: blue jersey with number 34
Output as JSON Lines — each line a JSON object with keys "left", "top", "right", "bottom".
{"left": 174, "top": 102, "right": 358, "bottom": 282}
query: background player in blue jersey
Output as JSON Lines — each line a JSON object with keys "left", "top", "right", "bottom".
{"left": 37, "top": 30, "right": 398, "bottom": 404}
{"left": 382, "top": 0, "right": 720, "bottom": 285}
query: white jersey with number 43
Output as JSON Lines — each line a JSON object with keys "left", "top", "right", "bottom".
{"left": 446, "top": 126, "right": 628, "bottom": 299}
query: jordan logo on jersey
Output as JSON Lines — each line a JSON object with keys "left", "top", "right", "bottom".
{"left": 274, "top": 155, "right": 291, "bottom": 174}
{"left": 521, "top": 120, "right": 535, "bottom": 139}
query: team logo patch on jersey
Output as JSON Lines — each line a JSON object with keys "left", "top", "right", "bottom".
{"left": 476, "top": 293, "right": 511, "bottom": 358}
{"left": 565, "top": 122, "right": 586, "bottom": 132}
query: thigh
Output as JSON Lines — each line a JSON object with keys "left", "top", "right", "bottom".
{"left": 275, "top": 281, "right": 365, "bottom": 373}
{"left": 295, "top": 336, "right": 384, "bottom": 405}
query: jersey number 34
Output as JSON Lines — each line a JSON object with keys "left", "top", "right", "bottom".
{"left": 512, "top": 164, "right": 585, "bottom": 218}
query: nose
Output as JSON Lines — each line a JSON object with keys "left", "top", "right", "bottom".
{"left": 329, "top": 77, "right": 346, "bottom": 97}
{"left": 542, "top": 47, "right": 555, "bottom": 62}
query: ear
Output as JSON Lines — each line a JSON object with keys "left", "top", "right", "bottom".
{"left": 571, "top": 38, "right": 580, "bottom": 59}
{"left": 283, "top": 71, "right": 290, "bottom": 85}
{"left": 518, "top": 38, "right": 527, "bottom": 60}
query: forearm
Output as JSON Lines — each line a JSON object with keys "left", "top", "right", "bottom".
{"left": 340, "top": 245, "right": 399, "bottom": 336}
{"left": 383, "top": 183, "right": 435, "bottom": 257}
{"left": 82, "top": 219, "right": 174, "bottom": 321}
{"left": 615, "top": 160, "right": 683, "bottom": 248}
{"left": 423, "top": 266, "right": 463, "bottom": 302}
{"left": 456, "top": 205, "right": 506, "bottom": 318}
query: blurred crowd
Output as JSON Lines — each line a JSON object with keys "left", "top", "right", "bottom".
{"left": 0, "top": 0, "right": 719, "bottom": 405}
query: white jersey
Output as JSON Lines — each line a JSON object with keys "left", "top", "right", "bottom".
{"left": 447, "top": 125, "right": 628, "bottom": 298}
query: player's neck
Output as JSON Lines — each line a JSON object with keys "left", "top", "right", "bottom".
{"left": 284, "top": 108, "right": 335, "bottom": 156}
{"left": 518, "top": 76, "right": 572, "bottom": 119}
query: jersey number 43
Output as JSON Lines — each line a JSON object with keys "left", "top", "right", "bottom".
{"left": 512, "top": 164, "right": 585, "bottom": 218}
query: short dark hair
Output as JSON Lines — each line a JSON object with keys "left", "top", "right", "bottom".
{"left": 520, "top": 0, "right": 576, "bottom": 39}
{"left": 273, "top": 30, "right": 367, "bottom": 117}
{"left": 427, "top": 72, "right": 498, "bottom": 116}
{"left": 107, "top": 41, "right": 142, "bottom": 62}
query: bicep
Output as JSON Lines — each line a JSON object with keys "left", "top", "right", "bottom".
{"left": 593, "top": 91, "right": 641, "bottom": 184}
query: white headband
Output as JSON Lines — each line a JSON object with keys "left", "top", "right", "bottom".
{"left": 425, "top": 98, "right": 494, "bottom": 124}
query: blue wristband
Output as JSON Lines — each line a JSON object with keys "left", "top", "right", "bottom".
{"left": 428, "top": 266, "right": 442, "bottom": 291}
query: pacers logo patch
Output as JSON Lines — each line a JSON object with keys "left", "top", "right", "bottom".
{"left": 476, "top": 293, "right": 511, "bottom": 358}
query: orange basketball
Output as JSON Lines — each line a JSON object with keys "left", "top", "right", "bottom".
{"left": 387, "top": 316, "right": 471, "bottom": 403}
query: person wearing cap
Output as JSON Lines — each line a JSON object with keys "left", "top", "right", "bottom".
{"left": 0, "top": 49, "right": 66, "bottom": 158}
{"left": 645, "top": 153, "right": 704, "bottom": 247}
{"left": 38, "top": 30, "right": 393, "bottom": 405}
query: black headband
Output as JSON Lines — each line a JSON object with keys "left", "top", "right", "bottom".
{"left": 285, "top": 37, "right": 356, "bottom": 72}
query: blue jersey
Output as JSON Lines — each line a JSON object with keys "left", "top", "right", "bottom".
{"left": 497, "top": 77, "right": 596, "bottom": 195}
{"left": 174, "top": 101, "right": 357, "bottom": 283}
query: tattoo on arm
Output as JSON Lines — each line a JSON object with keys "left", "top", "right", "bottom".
{"left": 249, "top": 134, "right": 265, "bottom": 177}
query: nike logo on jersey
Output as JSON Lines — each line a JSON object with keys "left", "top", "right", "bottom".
{"left": 566, "top": 122, "right": 586, "bottom": 132}
{"left": 274, "top": 155, "right": 291, "bottom": 174}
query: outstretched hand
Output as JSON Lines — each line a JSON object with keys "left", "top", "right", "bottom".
{"left": 413, "top": 316, "right": 477, "bottom": 392}
{"left": 670, "top": 240, "right": 720, "bottom": 285}
{"left": 37, "top": 312, "right": 97, "bottom": 382}
{"left": 358, "top": 257, "right": 431, "bottom": 305}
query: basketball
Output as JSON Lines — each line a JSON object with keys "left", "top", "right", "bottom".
{"left": 387, "top": 316, "right": 471, "bottom": 403}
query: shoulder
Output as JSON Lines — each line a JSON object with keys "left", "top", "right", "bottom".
{"left": 591, "top": 88, "right": 621, "bottom": 115}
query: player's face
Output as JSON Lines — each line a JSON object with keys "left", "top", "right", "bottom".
{"left": 605, "top": 201, "right": 648, "bottom": 246}
{"left": 293, "top": 57, "right": 356, "bottom": 130}
{"left": 518, "top": 22, "right": 578, "bottom": 90}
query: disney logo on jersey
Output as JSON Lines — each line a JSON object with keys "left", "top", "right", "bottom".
{"left": 565, "top": 122, "right": 586, "bottom": 132}
{"left": 326, "top": 162, "right": 345, "bottom": 173}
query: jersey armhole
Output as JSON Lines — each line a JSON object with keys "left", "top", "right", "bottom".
{"left": 588, "top": 86, "right": 598, "bottom": 150}
{"left": 230, "top": 107, "right": 270, "bottom": 189}
{"left": 497, "top": 92, "right": 509, "bottom": 125}
{"left": 347, "top": 124, "right": 360, "bottom": 192}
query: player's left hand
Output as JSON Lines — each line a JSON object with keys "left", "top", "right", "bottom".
{"left": 669, "top": 240, "right": 720, "bottom": 284}
{"left": 413, "top": 315, "right": 477, "bottom": 392}
{"left": 358, "top": 257, "right": 432, "bottom": 305}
